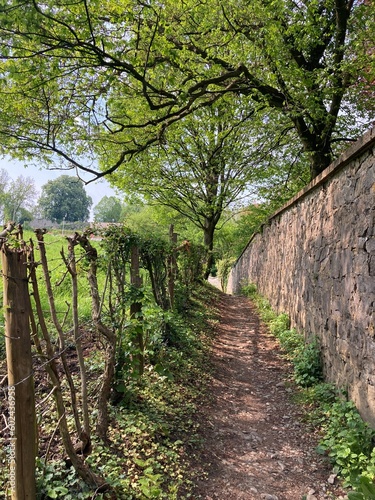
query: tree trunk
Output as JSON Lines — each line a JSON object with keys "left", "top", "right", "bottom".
{"left": 64, "top": 238, "right": 90, "bottom": 437}
{"left": 74, "top": 232, "right": 116, "bottom": 442}
{"left": 130, "top": 245, "right": 144, "bottom": 377}
{"left": 309, "top": 149, "right": 333, "bottom": 179}
{"left": 2, "top": 244, "right": 36, "bottom": 500}
{"left": 291, "top": 115, "right": 334, "bottom": 180}
{"left": 203, "top": 219, "right": 216, "bottom": 280}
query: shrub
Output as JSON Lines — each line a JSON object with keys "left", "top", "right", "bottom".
{"left": 293, "top": 338, "right": 323, "bottom": 387}
{"left": 318, "top": 400, "right": 375, "bottom": 486}
{"left": 240, "top": 282, "right": 257, "bottom": 297}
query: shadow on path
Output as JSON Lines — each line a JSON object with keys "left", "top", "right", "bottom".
{"left": 191, "top": 292, "right": 345, "bottom": 500}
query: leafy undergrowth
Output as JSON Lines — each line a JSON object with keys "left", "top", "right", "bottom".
{"left": 241, "top": 282, "right": 375, "bottom": 499}
{"left": 1, "top": 282, "right": 220, "bottom": 499}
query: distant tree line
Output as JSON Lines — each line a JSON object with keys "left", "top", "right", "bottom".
{"left": 0, "top": 172, "right": 121, "bottom": 226}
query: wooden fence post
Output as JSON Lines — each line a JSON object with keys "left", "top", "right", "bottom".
{"left": 2, "top": 244, "right": 36, "bottom": 499}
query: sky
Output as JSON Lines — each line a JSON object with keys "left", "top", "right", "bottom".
{"left": 0, "top": 156, "right": 118, "bottom": 215}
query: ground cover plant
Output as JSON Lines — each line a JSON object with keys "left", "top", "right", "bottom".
{"left": 241, "top": 283, "right": 375, "bottom": 498}
{"left": 34, "top": 284, "right": 216, "bottom": 499}
{"left": 0, "top": 225, "right": 218, "bottom": 498}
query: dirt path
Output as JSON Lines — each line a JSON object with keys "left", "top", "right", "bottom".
{"left": 192, "top": 292, "right": 346, "bottom": 500}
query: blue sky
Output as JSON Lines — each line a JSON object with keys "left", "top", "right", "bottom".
{"left": 0, "top": 156, "right": 117, "bottom": 210}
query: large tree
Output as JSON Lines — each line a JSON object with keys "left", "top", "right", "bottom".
{"left": 0, "top": 169, "right": 37, "bottom": 223}
{"left": 0, "top": 0, "right": 373, "bottom": 182}
{"left": 111, "top": 99, "right": 286, "bottom": 277}
{"left": 93, "top": 196, "right": 123, "bottom": 223}
{"left": 38, "top": 175, "right": 92, "bottom": 222}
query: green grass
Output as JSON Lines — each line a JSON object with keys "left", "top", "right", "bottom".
{"left": 29, "top": 231, "right": 98, "bottom": 325}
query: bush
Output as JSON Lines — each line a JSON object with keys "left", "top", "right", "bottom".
{"left": 277, "top": 329, "right": 304, "bottom": 358}
{"left": 293, "top": 338, "right": 323, "bottom": 387}
{"left": 318, "top": 400, "right": 375, "bottom": 485}
{"left": 240, "top": 282, "right": 257, "bottom": 297}
{"left": 269, "top": 313, "right": 290, "bottom": 336}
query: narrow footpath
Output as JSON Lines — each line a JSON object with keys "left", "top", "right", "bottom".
{"left": 191, "top": 292, "right": 347, "bottom": 500}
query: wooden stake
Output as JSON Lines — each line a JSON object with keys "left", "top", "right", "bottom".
{"left": 2, "top": 245, "right": 36, "bottom": 500}
{"left": 168, "top": 225, "right": 177, "bottom": 309}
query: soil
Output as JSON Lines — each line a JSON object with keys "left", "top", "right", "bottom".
{"left": 191, "top": 289, "right": 347, "bottom": 500}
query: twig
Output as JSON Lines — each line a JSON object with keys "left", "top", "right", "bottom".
{"left": 43, "top": 411, "right": 66, "bottom": 472}
{"left": 35, "top": 386, "right": 57, "bottom": 410}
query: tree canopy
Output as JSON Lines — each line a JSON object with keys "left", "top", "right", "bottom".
{"left": 111, "top": 98, "right": 282, "bottom": 275}
{"left": 0, "top": 0, "right": 373, "bottom": 182}
{"left": 0, "top": 168, "right": 37, "bottom": 223}
{"left": 38, "top": 175, "right": 92, "bottom": 222}
{"left": 93, "top": 196, "right": 123, "bottom": 223}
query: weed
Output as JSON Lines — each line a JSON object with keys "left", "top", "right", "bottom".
{"left": 348, "top": 476, "right": 375, "bottom": 499}
{"left": 318, "top": 400, "right": 375, "bottom": 485}
{"left": 240, "top": 282, "right": 257, "bottom": 297}
{"left": 293, "top": 338, "right": 323, "bottom": 387}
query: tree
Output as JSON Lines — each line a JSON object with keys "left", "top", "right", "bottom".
{"left": 0, "top": 169, "right": 37, "bottom": 223}
{"left": 111, "top": 99, "right": 265, "bottom": 277}
{"left": 0, "top": 169, "right": 10, "bottom": 222}
{"left": 0, "top": 0, "right": 373, "bottom": 183}
{"left": 93, "top": 196, "right": 123, "bottom": 223}
{"left": 38, "top": 176, "right": 92, "bottom": 223}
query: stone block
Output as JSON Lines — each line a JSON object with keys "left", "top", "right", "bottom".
{"left": 365, "top": 237, "right": 375, "bottom": 255}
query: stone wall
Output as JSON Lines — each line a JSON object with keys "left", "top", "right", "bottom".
{"left": 227, "top": 128, "right": 375, "bottom": 426}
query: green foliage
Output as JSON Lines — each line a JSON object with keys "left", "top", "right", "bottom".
{"left": 93, "top": 196, "right": 123, "bottom": 223}
{"left": 36, "top": 460, "right": 95, "bottom": 499}
{"left": 269, "top": 314, "right": 306, "bottom": 363}
{"left": 348, "top": 476, "right": 375, "bottom": 500}
{"left": 269, "top": 313, "right": 290, "bottom": 336}
{"left": 0, "top": 168, "right": 37, "bottom": 224}
{"left": 216, "top": 256, "right": 236, "bottom": 292}
{"left": 1, "top": 0, "right": 373, "bottom": 188}
{"left": 297, "top": 384, "right": 375, "bottom": 495}
{"left": 224, "top": 204, "right": 274, "bottom": 257}
{"left": 109, "top": 98, "right": 272, "bottom": 269}
{"left": 293, "top": 339, "right": 323, "bottom": 388}
{"left": 33, "top": 282, "right": 217, "bottom": 499}
{"left": 240, "top": 282, "right": 258, "bottom": 297}
{"left": 294, "top": 383, "right": 338, "bottom": 411}
{"left": 318, "top": 400, "right": 375, "bottom": 487}
{"left": 38, "top": 176, "right": 92, "bottom": 223}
